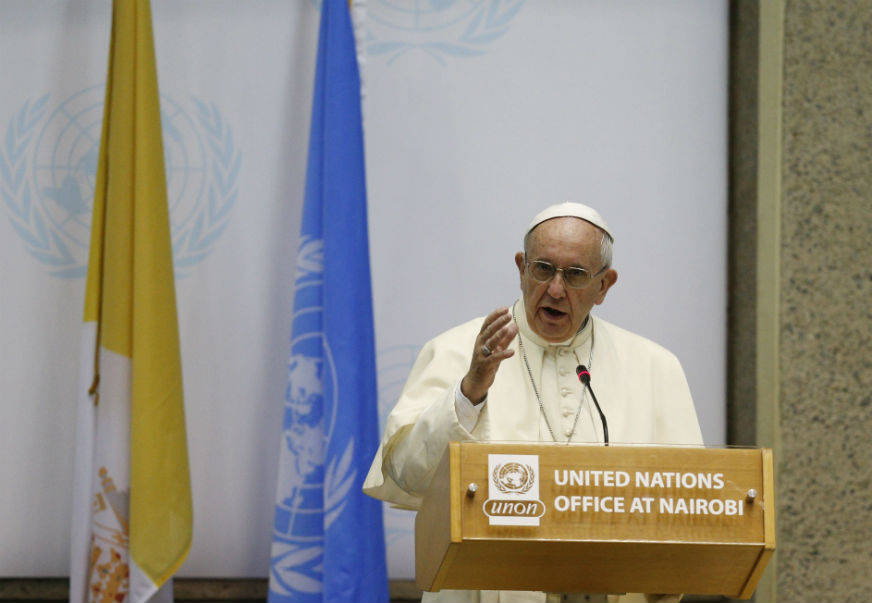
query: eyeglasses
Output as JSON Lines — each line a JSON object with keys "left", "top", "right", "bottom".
{"left": 526, "top": 259, "right": 607, "bottom": 289}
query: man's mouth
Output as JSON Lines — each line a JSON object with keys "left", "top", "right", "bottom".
{"left": 541, "top": 306, "right": 567, "bottom": 319}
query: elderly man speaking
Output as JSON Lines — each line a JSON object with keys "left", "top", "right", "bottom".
{"left": 364, "top": 202, "right": 703, "bottom": 603}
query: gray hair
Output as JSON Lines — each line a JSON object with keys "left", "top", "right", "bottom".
{"left": 599, "top": 231, "right": 613, "bottom": 269}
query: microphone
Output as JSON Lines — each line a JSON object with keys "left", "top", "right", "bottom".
{"left": 576, "top": 365, "right": 609, "bottom": 445}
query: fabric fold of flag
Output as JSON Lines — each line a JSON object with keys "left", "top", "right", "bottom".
{"left": 268, "top": 1, "right": 389, "bottom": 601}
{"left": 69, "top": 1, "right": 193, "bottom": 601}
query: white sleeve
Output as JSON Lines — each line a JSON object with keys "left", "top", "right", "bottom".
{"left": 362, "top": 318, "right": 484, "bottom": 506}
{"left": 454, "top": 380, "right": 485, "bottom": 432}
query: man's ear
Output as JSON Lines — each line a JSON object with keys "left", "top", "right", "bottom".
{"left": 515, "top": 252, "right": 526, "bottom": 285}
{"left": 595, "top": 269, "right": 618, "bottom": 305}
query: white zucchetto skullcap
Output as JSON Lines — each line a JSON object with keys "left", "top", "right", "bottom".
{"left": 527, "top": 202, "right": 613, "bottom": 241}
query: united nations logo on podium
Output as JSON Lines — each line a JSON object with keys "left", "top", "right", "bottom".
{"left": 0, "top": 86, "right": 238, "bottom": 278}
{"left": 484, "top": 453, "right": 545, "bottom": 526}
{"left": 493, "top": 461, "right": 536, "bottom": 494}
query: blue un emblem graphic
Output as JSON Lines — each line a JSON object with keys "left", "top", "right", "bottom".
{"left": 367, "top": 0, "right": 526, "bottom": 64}
{"left": 0, "top": 85, "right": 238, "bottom": 278}
{"left": 271, "top": 235, "right": 357, "bottom": 599}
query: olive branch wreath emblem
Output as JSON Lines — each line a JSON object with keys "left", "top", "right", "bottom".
{"left": 271, "top": 437, "right": 356, "bottom": 594}
{"left": 0, "top": 93, "right": 238, "bottom": 278}
{"left": 368, "top": 0, "right": 526, "bottom": 65}
{"left": 0, "top": 95, "right": 70, "bottom": 273}
{"left": 492, "top": 462, "right": 536, "bottom": 494}
{"left": 174, "top": 98, "right": 240, "bottom": 275}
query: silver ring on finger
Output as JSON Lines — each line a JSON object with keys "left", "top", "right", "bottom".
{"left": 481, "top": 344, "right": 492, "bottom": 357}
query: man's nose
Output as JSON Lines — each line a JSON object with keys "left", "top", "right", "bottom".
{"left": 547, "top": 271, "right": 567, "bottom": 298}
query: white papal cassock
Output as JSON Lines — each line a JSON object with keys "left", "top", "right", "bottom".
{"left": 364, "top": 298, "right": 703, "bottom": 603}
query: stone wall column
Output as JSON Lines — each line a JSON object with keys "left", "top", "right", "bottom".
{"left": 730, "top": 1, "right": 872, "bottom": 601}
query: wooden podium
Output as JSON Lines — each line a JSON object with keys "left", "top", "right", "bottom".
{"left": 415, "top": 442, "right": 775, "bottom": 599}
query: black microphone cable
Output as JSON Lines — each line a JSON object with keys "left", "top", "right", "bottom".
{"left": 576, "top": 365, "right": 609, "bottom": 446}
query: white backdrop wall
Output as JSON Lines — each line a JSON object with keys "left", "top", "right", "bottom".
{"left": 0, "top": 1, "right": 727, "bottom": 579}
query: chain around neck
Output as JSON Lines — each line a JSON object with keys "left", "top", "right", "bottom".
{"left": 511, "top": 303, "right": 594, "bottom": 443}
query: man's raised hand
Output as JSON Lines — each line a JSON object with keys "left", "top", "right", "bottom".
{"left": 461, "top": 307, "right": 519, "bottom": 404}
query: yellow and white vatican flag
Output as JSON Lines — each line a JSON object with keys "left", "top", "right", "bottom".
{"left": 69, "top": 1, "right": 192, "bottom": 601}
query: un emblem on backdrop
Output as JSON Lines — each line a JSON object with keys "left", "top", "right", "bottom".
{"left": 367, "top": 0, "right": 526, "bottom": 64}
{"left": 0, "top": 86, "right": 238, "bottom": 278}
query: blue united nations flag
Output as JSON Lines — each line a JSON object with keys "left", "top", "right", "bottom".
{"left": 269, "top": 1, "right": 388, "bottom": 601}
